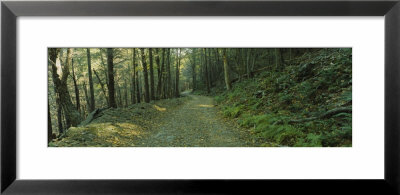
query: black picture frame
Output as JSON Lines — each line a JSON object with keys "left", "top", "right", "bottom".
{"left": 1, "top": 0, "right": 399, "bottom": 194}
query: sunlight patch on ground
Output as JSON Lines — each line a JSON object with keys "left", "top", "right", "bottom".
{"left": 50, "top": 122, "right": 145, "bottom": 147}
{"left": 197, "top": 104, "right": 214, "bottom": 108}
{"left": 154, "top": 105, "right": 167, "bottom": 111}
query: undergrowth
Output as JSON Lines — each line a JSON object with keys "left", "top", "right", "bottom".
{"left": 213, "top": 48, "right": 352, "bottom": 147}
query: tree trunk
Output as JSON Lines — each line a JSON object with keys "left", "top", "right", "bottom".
{"left": 93, "top": 69, "right": 109, "bottom": 106}
{"left": 57, "top": 103, "right": 63, "bottom": 133}
{"left": 175, "top": 48, "right": 181, "bottom": 97}
{"left": 192, "top": 49, "right": 197, "bottom": 91}
{"left": 166, "top": 48, "right": 172, "bottom": 98}
{"left": 204, "top": 49, "right": 210, "bottom": 93}
{"left": 223, "top": 49, "right": 232, "bottom": 90}
{"left": 283, "top": 107, "right": 352, "bottom": 125}
{"left": 136, "top": 70, "right": 141, "bottom": 103}
{"left": 107, "top": 48, "right": 117, "bottom": 108}
{"left": 86, "top": 48, "right": 96, "bottom": 112}
{"left": 149, "top": 48, "right": 155, "bottom": 100}
{"left": 156, "top": 48, "right": 165, "bottom": 99}
{"left": 131, "top": 48, "right": 137, "bottom": 104}
{"left": 83, "top": 82, "right": 90, "bottom": 114}
{"left": 117, "top": 83, "right": 123, "bottom": 107}
{"left": 124, "top": 79, "right": 128, "bottom": 107}
{"left": 133, "top": 49, "right": 141, "bottom": 103}
{"left": 71, "top": 58, "right": 80, "bottom": 113}
{"left": 48, "top": 102, "right": 52, "bottom": 143}
{"left": 49, "top": 48, "right": 81, "bottom": 128}
{"left": 207, "top": 48, "right": 212, "bottom": 88}
{"left": 140, "top": 48, "right": 150, "bottom": 103}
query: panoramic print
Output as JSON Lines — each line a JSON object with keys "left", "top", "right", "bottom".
{"left": 48, "top": 48, "right": 352, "bottom": 147}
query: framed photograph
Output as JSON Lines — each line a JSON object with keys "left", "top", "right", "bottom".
{"left": 2, "top": 0, "right": 399, "bottom": 194}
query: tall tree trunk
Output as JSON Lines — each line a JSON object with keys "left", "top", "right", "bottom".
{"left": 131, "top": 48, "right": 137, "bottom": 104}
{"left": 166, "top": 49, "right": 172, "bottom": 98}
{"left": 175, "top": 48, "right": 181, "bottom": 97}
{"left": 140, "top": 48, "right": 150, "bottom": 103}
{"left": 149, "top": 48, "right": 155, "bottom": 100}
{"left": 48, "top": 102, "right": 53, "bottom": 143}
{"left": 86, "top": 48, "right": 96, "bottom": 111}
{"left": 192, "top": 49, "right": 197, "bottom": 91}
{"left": 71, "top": 58, "right": 80, "bottom": 113}
{"left": 56, "top": 102, "right": 63, "bottom": 133}
{"left": 107, "top": 48, "right": 117, "bottom": 108}
{"left": 223, "top": 49, "right": 232, "bottom": 90}
{"left": 99, "top": 48, "right": 109, "bottom": 87}
{"left": 124, "top": 79, "right": 128, "bottom": 107}
{"left": 133, "top": 49, "right": 140, "bottom": 103}
{"left": 83, "top": 82, "right": 90, "bottom": 114}
{"left": 136, "top": 70, "right": 141, "bottom": 103}
{"left": 204, "top": 49, "right": 210, "bottom": 93}
{"left": 156, "top": 48, "right": 164, "bottom": 99}
{"left": 207, "top": 48, "right": 212, "bottom": 88}
{"left": 49, "top": 48, "right": 81, "bottom": 128}
{"left": 117, "top": 83, "right": 123, "bottom": 107}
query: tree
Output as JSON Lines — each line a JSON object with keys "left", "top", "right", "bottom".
{"left": 203, "top": 48, "right": 210, "bottom": 93}
{"left": 71, "top": 58, "right": 80, "bottom": 113}
{"left": 191, "top": 49, "right": 197, "bottom": 91}
{"left": 107, "top": 48, "right": 117, "bottom": 108}
{"left": 87, "top": 48, "right": 96, "bottom": 111}
{"left": 166, "top": 48, "right": 172, "bottom": 98}
{"left": 223, "top": 49, "right": 232, "bottom": 90}
{"left": 156, "top": 49, "right": 165, "bottom": 99}
{"left": 130, "top": 48, "right": 137, "bottom": 104}
{"left": 149, "top": 48, "right": 155, "bottom": 100}
{"left": 175, "top": 48, "right": 181, "bottom": 97}
{"left": 82, "top": 81, "right": 90, "bottom": 114}
{"left": 49, "top": 48, "right": 81, "bottom": 128}
{"left": 93, "top": 69, "right": 109, "bottom": 106}
{"left": 140, "top": 48, "right": 150, "bottom": 103}
{"left": 133, "top": 48, "right": 141, "bottom": 103}
{"left": 48, "top": 102, "right": 53, "bottom": 143}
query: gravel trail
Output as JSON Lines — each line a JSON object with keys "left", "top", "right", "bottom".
{"left": 137, "top": 94, "right": 255, "bottom": 147}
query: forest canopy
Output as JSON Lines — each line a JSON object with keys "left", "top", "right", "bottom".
{"left": 48, "top": 48, "right": 352, "bottom": 147}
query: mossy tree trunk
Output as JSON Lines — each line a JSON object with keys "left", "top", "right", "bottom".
{"left": 48, "top": 102, "right": 52, "bottom": 143}
{"left": 140, "top": 48, "right": 150, "bottom": 103}
{"left": 87, "top": 48, "right": 96, "bottom": 112}
{"left": 175, "top": 48, "right": 181, "bottom": 97}
{"left": 166, "top": 49, "right": 172, "bottom": 98}
{"left": 156, "top": 49, "right": 165, "bottom": 99}
{"left": 49, "top": 48, "right": 81, "bottom": 128}
{"left": 223, "top": 49, "right": 232, "bottom": 90}
{"left": 71, "top": 59, "right": 80, "bottom": 113}
{"left": 149, "top": 48, "right": 155, "bottom": 100}
{"left": 203, "top": 48, "right": 210, "bottom": 94}
{"left": 107, "top": 48, "right": 117, "bottom": 108}
{"left": 191, "top": 48, "right": 197, "bottom": 91}
{"left": 131, "top": 48, "right": 137, "bottom": 104}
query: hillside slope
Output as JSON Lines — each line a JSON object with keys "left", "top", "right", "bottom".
{"left": 210, "top": 49, "right": 352, "bottom": 147}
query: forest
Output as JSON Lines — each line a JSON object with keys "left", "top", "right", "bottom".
{"left": 48, "top": 48, "right": 352, "bottom": 147}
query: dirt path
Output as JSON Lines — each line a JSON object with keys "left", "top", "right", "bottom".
{"left": 137, "top": 94, "right": 255, "bottom": 147}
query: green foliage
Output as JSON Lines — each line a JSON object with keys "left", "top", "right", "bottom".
{"left": 223, "top": 105, "right": 243, "bottom": 118}
{"left": 214, "top": 48, "right": 352, "bottom": 147}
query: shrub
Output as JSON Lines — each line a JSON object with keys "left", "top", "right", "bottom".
{"left": 223, "top": 105, "right": 243, "bottom": 118}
